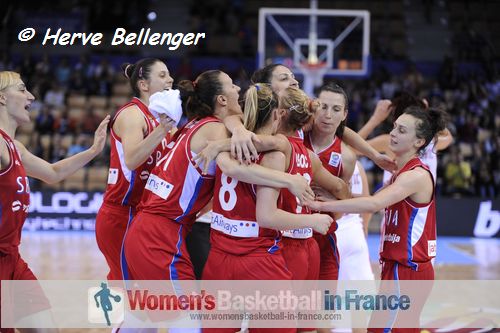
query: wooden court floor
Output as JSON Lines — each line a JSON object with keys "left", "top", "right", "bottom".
{"left": 16, "top": 229, "right": 500, "bottom": 333}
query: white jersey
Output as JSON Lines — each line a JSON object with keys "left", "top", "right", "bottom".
{"left": 337, "top": 162, "right": 374, "bottom": 281}
{"left": 383, "top": 141, "right": 436, "bottom": 185}
{"left": 337, "top": 163, "right": 362, "bottom": 225}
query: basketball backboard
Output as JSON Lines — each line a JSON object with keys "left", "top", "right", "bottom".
{"left": 258, "top": 5, "right": 371, "bottom": 95}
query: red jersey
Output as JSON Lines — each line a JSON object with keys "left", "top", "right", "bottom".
{"left": 279, "top": 136, "right": 313, "bottom": 239}
{"left": 0, "top": 129, "right": 30, "bottom": 253}
{"left": 139, "top": 117, "right": 219, "bottom": 225}
{"left": 103, "top": 97, "right": 169, "bottom": 207}
{"left": 380, "top": 157, "right": 437, "bottom": 270}
{"left": 304, "top": 132, "right": 341, "bottom": 234}
{"left": 210, "top": 155, "right": 282, "bottom": 256}
{"left": 304, "top": 132, "right": 343, "bottom": 177}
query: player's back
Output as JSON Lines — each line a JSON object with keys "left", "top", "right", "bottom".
{"left": 139, "top": 117, "right": 219, "bottom": 225}
{"left": 280, "top": 135, "right": 313, "bottom": 239}
{"left": 210, "top": 157, "right": 282, "bottom": 256}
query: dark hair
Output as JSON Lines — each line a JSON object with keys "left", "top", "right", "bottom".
{"left": 177, "top": 70, "right": 223, "bottom": 120}
{"left": 391, "top": 91, "right": 426, "bottom": 121}
{"left": 251, "top": 64, "right": 281, "bottom": 84}
{"left": 402, "top": 106, "right": 448, "bottom": 154}
{"left": 317, "top": 82, "right": 349, "bottom": 138}
{"left": 243, "top": 84, "right": 278, "bottom": 132}
{"left": 121, "top": 58, "right": 162, "bottom": 97}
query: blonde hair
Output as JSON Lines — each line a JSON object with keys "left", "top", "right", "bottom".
{"left": 243, "top": 83, "right": 278, "bottom": 132}
{"left": 279, "top": 87, "right": 318, "bottom": 131}
{"left": 0, "top": 71, "right": 21, "bottom": 91}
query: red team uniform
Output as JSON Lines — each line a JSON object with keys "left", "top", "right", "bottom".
{"left": 380, "top": 157, "right": 436, "bottom": 280}
{"left": 124, "top": 117, "right": 219, "bottom": 281}
{"left": 280, "top": 135, "right": 320, "bottom": 281}
{"left": 203, "top": 156, "right": 291, "bottom": 281}
{"left": 95, "top": 97, "right": 168, "bottom": 280}
{"left": 0, "top": 129, "right": 49, "bottom": 332}
{"left": 304, "top": 132, "right": 341, "bottom": 280}
{"left": 370, "top": 157, "right": 436, "bottom": 333}
{"left": 202, "top": 156, "right": 293, "bottom": 333}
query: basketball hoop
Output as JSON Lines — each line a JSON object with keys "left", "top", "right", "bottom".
{"left": 298, "top": 61, "right": 329, "bottom": 97}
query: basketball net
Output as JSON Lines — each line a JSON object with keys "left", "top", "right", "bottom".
{"left": 299, "top": 61, "right": 329, "bottom": 97}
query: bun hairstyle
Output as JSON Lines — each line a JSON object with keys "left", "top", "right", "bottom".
{"left": 279, "top": 87, "right": 316, "bottom": 131}
{"left": 317, "top": 82, "right": 349, "bottom": 138}
{"left": 250, "top": 64, "right": 281, "bottom": 84}
{"left": 177, "top": 70, "right": 223, "bottom": 120}
{"left": 121, "top": 58, "right": 162, "bottom": 97}
{"left": 243, "top": 83, "right": 279, "bottom": 132}
{"left": 402, "top": 105, "right": 448, "bottom": 154}
{"left": 391, "top": 91, "right": 426, "bottom": 122}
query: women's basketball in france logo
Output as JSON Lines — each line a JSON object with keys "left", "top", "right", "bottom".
{"left": 88, "top": 282, "right": 124, "bottom": 326}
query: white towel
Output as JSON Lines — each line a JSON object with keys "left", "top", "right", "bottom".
{"left": 148, "top": 89, "right": 183, "bottom": 125}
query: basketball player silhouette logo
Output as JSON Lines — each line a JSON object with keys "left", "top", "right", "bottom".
{"left": 94, "top": 282, "right": 122, "bottom": 326}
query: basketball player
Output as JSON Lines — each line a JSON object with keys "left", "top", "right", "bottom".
{"left": 358, "top": 91, "right": 453, "bottom": 186}
{"left": 307, "top": 106, "right": 448, "bottom": 333}
{"left": 202, "top": 84, "right": 333, "bottom": 333}
{"left": 251, "top": 64, "right": 397, "bottom": 173}
{"left": 314, "top": 162, "right": 375, "bottom": 333}
{"left": 0, "top": 71, "right": 108, "bottom": 333}
{"left": 303, "top": 83, "right": 357, "bottom": 290}
{"left": 123, "top": 70, "right": 313, "bottom": 282}
{"left": 95, "top": 58, "right": 177, "bottom": 281}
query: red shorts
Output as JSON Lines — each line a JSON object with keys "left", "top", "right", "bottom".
{"left": 95, "top": 202, "right": 135, "bottom": 280}
{"left": 281, "top": 237, "right": 320, "bottom": 280}
{"left": 0, "top": 250, "right": 50, "bottom": 333}
{"left": 280, "top": 237, "right": 319, "bottom": 332}
{"left": 124, "top": 211, "right": 195, "bottom": 281}
{"left": 314, "top": 232, "right": 340, "bottom": 280}
{"left": 203, "top": 247, "right": 292, "bottom": 280}
{"left": 203, "top": 249, "right": 293, "bottom": 333}
{"left": 368, "top": 260, "right": 434, "bottom": 333}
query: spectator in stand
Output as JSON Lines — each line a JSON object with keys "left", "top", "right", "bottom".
{"left": 44, "top": 82, "right": 66, "bottom": 108}
{"left": 49, "top": 134, "right": 68, "bottom": 163}
{"left": 53, "top": 108, "right": 76, "bottom": 136}
{"left": 69, "top": 71, "right": 88, "bottom": 95}
{"left": 55, "top": 57, "right": 72, "bottom": 88}
{"left": 35, "top": 106, "right": 55, "bottom": 136}
{"left": 474, "top": 155, "right": 495, "bottom": 198}
{"left": 444, "top": 148, "right": 473, "bottom": 197}
{"left": 67, "top": 135, "right": 89, "bottom": 157}
{"left": 457, "top": 113, "right": 479, "bottom": 144}
{"left": 19, "top": 55, "right": 36, "bottom": 85}
{"left": 93, "top": 58, "right": 115, "bottom": 96}
{"left": 80, "top": 108, "right": 102, "bottom": 135}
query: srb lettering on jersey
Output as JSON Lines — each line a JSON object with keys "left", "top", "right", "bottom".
{"left": 385, "top": 209, "right": 399, "bottom": 226}
{"left": 296, "top": 153, "right": 309, "bottom": 168}
{"left": 145, "top": 174, "right": 174, "bottom": 200}
{"left": 428, "top": 240, "right": 437, "bottom": 256}
{"left": 211, "top": 212, "right": 259, "bottom": 238}
{"left": 16, "top": 176, "right": 30, "bottom": 194}
{"left": 328, "top": 152, "right": 341, "bottom": 168}
{"left": 107, "top": 168, "right": 119, "bottom": 184}
{"left": 147, "top": 149, "right": 165, "bottom": 166}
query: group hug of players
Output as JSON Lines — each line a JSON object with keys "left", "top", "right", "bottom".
{"left": 0, "top": 58, "right": 450, "bottom": 333}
